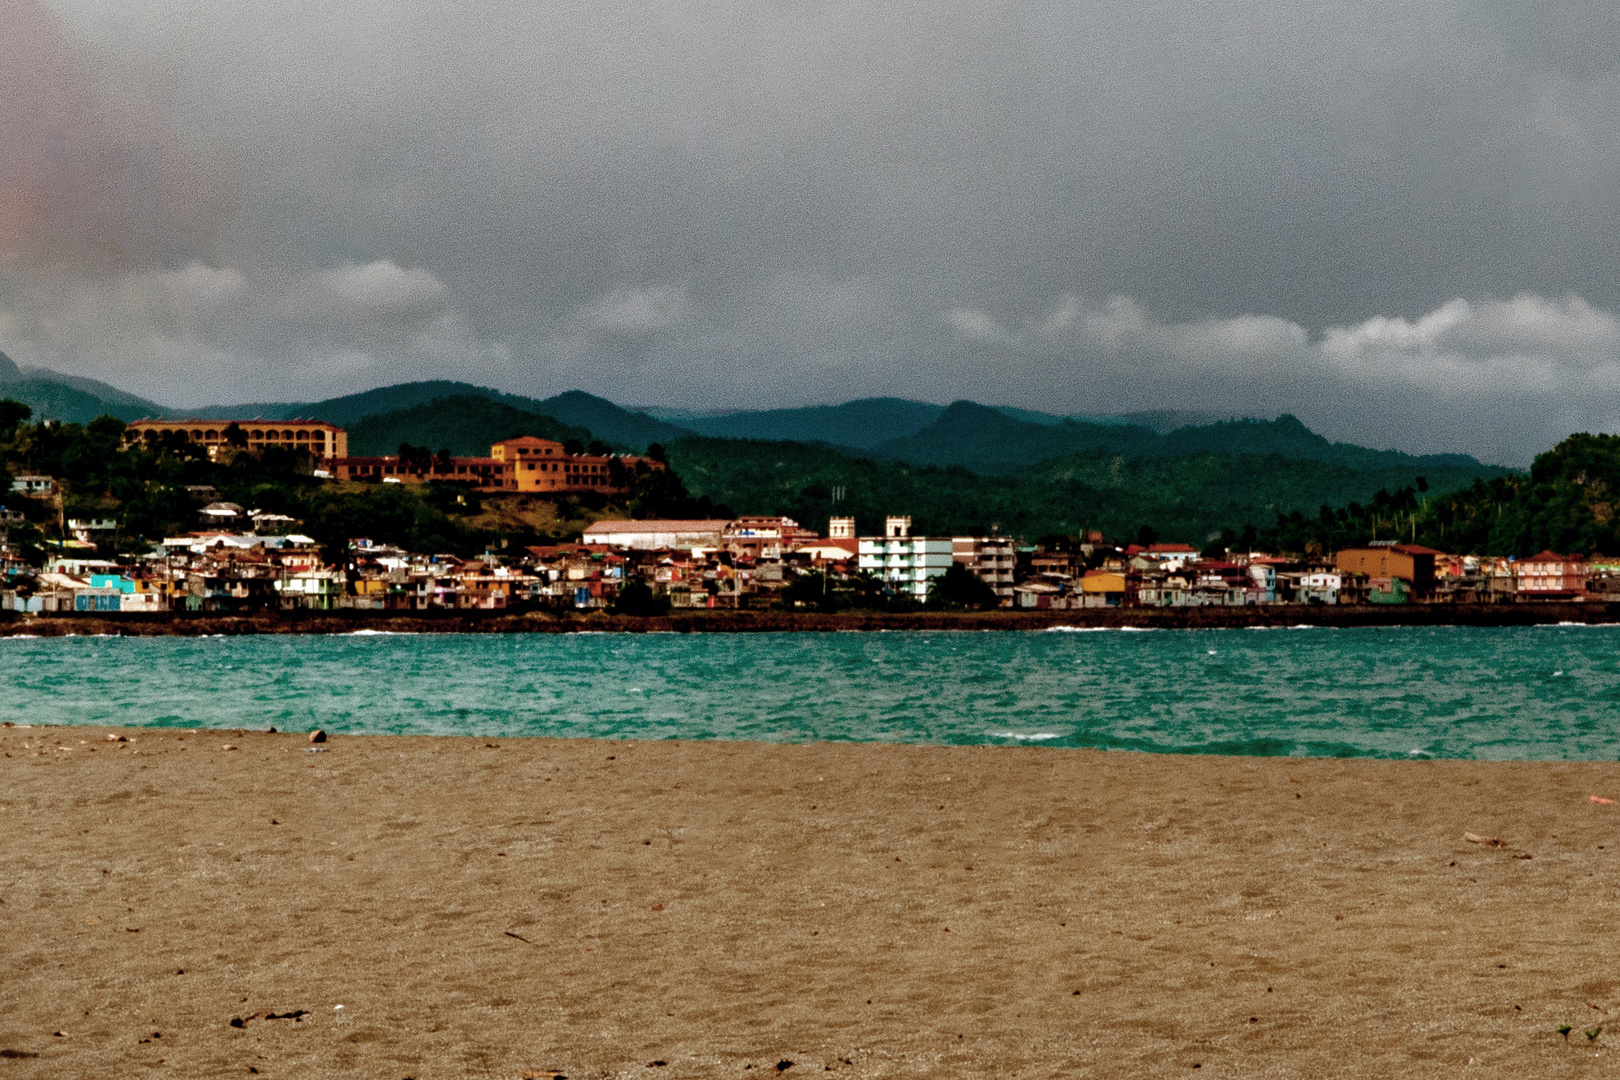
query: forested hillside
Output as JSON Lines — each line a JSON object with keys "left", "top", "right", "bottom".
{"left": 664, "top": 435, "right": 1509, "bottom": 547}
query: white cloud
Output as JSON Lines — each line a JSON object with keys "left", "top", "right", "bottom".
{"left": 158, "top": 262, "right": 247, "bottom": 306}
{"left": 578, "top": 285, "right": 689, "bottom": 335}
{"left": 1039, "top": 293, "right": 1082, "bottom": 336}
{"left": 0, "top": 257, "right": 506, "bottom": 406}
{"left": 946, "top": 306, "right": 1009, "bottom": 343}
{"left": 1319, "top": 294, "right": 1620, "bottom": 392}
{"left": 317, "top": 260, "right": 449, "bottom": 314}
{"left": 947, "top": 290, "right": 1620, "bottom": 398}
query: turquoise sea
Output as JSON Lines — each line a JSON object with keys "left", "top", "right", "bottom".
{"left": 4, "top": 625, "right": 1620, "bottom": 759}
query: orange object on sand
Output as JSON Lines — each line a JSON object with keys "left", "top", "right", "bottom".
{"left": 1590, "top": 796, "right": 1616, "bottom": 805}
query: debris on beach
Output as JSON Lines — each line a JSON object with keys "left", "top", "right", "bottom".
{"left": 308, "top": 729, "right": 327, "bottom": 743}
{"left": 1463, "top": 832, "right": 1503, "bottom": 846}
{"left": 1591, "top": 795, "right": 1616, "bottom": 805}
{"left": 516, "top": 1070, "right": 567, "bottom": 1079}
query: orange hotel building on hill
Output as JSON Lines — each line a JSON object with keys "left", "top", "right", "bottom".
{"left": 126, "top": 418, "right": 348, "bottom": 460}
{"left": 332, "top": 436, "right": 664, "bottom": 495}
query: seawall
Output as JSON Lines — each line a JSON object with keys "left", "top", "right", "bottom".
{"left": 4, "top": 601, "right": 1618, "bottom": 636}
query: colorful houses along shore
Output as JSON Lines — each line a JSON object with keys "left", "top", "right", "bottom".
{"left": 2, "top": 497, "right": 1613, "bottom": 613}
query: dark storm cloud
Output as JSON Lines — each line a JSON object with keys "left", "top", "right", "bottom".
{"left": 4, "top": 0, "right": 1620, "bottom": 463}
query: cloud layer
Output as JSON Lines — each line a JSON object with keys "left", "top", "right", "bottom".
{"left": 4, "top": 0, "right": 1620, "bottom": 464}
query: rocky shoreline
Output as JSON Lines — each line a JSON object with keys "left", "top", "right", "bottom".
{"left": 3, "top": 601, "right": 1617, "bottom": 636}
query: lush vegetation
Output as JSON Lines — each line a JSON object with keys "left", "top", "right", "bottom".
{"left": 663, "top": 435, "right": 1510, "bottom": 549}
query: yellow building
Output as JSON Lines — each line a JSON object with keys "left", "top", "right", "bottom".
{"left": 489, "top": 436, "right": 571, "bottom": 492}
{"left": 126, "top": 419, "right": 348, "bottom": 460}
{"left": 489, "top": 436, "right": 662, "bottom": 495}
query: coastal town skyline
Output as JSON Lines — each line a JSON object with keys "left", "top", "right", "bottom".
{"left": 4, "top": 410, "right": 1612, "bottom": 618}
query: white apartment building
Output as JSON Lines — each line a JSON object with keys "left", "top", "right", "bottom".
{"left": 952, "top": 536, "right": 1016, "bottom": 602}
{"left": 858, "top": 516, "right": 954, "bottom": 600}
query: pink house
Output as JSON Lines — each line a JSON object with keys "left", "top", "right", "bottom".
{"left": 1516, "top": 551, "right": 1587, "bottom": 599}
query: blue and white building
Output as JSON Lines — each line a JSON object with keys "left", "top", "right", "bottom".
{"left": 857, "top": 516, "right": 954, "bottom": 600}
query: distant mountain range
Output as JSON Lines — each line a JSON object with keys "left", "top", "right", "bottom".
{"left": 0, "top": 361, "right": 687, "bottom": 453}
{"left": 638, "top": 399, "right": 1231, "bottom": 448}
{"left": 0, "top": 361, "right": 1285, "bottom": 470}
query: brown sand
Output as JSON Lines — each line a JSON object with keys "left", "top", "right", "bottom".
{"left": 2, "top": 729, "right": 1618, "bottom": 1078}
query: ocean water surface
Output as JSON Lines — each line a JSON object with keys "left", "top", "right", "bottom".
{"left": 4, "top": 625, "right": 1620, "bottom": 759}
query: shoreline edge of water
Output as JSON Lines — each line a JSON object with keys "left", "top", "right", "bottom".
{"left": 4, "top": 600, "right": 1618, "bottom": 636}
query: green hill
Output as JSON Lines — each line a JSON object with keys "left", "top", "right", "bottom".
{"left": 346, "top": 396, "right": 593, "bottom": 457}
{"left": 525, "top": 390, "right": 690, "bottom": 450}
{"left": 0, "top": 376, "right": 162, "bottom": 424}
{"left": 200, "top": 382, "right": 690, "bottom": 452}
{"left": 0, "top": 351, "right": 168, "bottom": 423}
{"left": 665, "top": 429, "right": 1513, "bottom": 546}
{"left": 1374, "top": 432, "right": 1620, "bottom": 557}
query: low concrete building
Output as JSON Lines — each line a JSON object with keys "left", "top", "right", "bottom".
{"left": 582, "top": 519, "right": 730, "bottom": 551}
{"left": 10, "top": 475, "right": 55, "bottom": 497}
{"left": 1336, "top": 543, "right": 1443, "bottom": 596}
{"left": 724, "top": 516, "right": 819, "bottom": 561}
{"left": 1078, "top": 569, "right": 1130, "bottom": 607}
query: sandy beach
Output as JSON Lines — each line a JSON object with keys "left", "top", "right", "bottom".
{"left": 2, "top": 730, "right": 1618, "bottom": 1078}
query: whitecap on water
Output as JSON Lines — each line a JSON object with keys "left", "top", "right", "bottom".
{"left": 1045, "top": 626, "right": 1156, "bottom": 633}
{"left": 987, "top": 731, "right": 1064, "bottom": 740}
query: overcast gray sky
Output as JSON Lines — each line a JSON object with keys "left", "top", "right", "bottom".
{"left": 5, "top": 0, "right": 1620, "bottom": 464}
